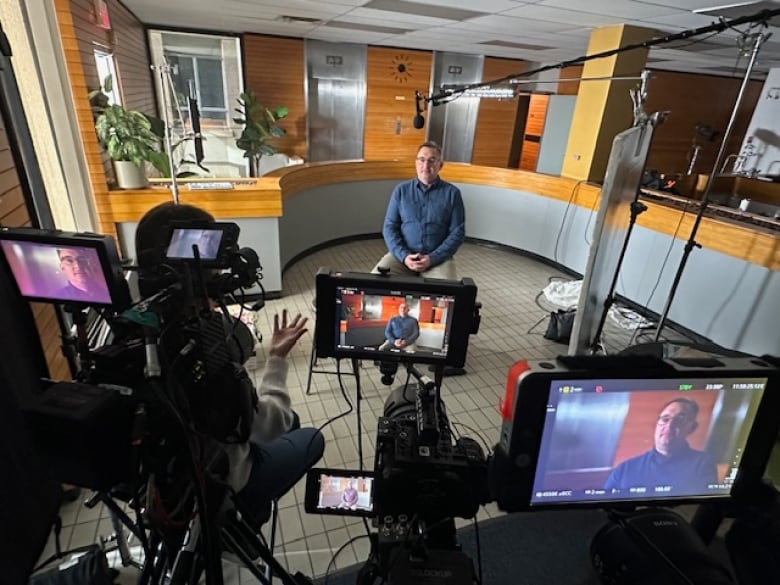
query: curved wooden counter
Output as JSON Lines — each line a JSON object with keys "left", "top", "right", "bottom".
{"left": 103, "top": 161, "right": 778, "bottom": 356}
{"left": 99, "top": 161, "right": 777, "bottom": 270}
{"left": 272, "top": 161, "right": 778, "bottom": 270}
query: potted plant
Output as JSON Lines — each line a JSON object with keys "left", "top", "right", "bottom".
{"left": 233, "top": 90, "right": 288, "bottom": 177}
{"left": 95, "top": 104, "right": 169, "bottom": 188}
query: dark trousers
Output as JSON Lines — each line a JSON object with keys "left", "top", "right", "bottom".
{"left": 235, "top": 414, "right": 324, "bottom": 528}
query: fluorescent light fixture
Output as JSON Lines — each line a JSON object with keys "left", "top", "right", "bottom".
{"left": 441, "top": 85, "right": 515, "bottom": 99}
{"left": 692, "top": 1, "right": 763, "bottom": 13}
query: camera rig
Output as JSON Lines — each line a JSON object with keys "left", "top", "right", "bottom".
{"left": 0, "top": 222, "right": 310, "bottom": 585}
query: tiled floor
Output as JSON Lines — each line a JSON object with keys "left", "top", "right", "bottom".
{"left": 36, "top": 238, "right": 774, "bottom": 583}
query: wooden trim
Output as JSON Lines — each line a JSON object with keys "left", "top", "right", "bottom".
{"left": 98, "top": 161, "right": 778, "bottom": 270}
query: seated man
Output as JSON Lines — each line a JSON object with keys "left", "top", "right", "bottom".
{"left": 372, "top": 141, "right": 465, "bottom": 281}
{"left": 338, "top": 481, "right": 359, "bottom": 510}
{"left": 135, "top": 201, "right": 325, "bottom": 527}
{"left": 378, "top": 302, "right": 419, "bottom": 352}
{"left": 604, "top": 398, "right": 718, "bottom": 495}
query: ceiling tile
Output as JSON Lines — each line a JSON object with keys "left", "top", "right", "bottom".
{"left": 363, "top": 0, "right": 487, "bottom": 20}
{"left": 347, "top": 7, "right": 458, "bottom": 26}
{"left": 536, "top": 0, "right": 679, "bottom": 20}
{"left": 121, "top": 0, "right": 780, "bottom": 73}
{"left": 451, "top": 14, "right": 573, "bottom": 33}
{"left": 502, "top": 4, "right": 626, "bottom": 27}
{"left": 634, "top": 0, "right": 764, "bottom": 9}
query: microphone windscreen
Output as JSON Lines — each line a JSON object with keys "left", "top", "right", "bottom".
{"left": 413, "top": 114, "right": 425, "bottom": 129}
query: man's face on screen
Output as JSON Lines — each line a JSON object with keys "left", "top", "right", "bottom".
{"left": 654, "top": 401, "right": 696, "bottom": 456}
{"left": 59, "top": 248, "right": 97, "bottom": 292}
{"left": 398, "top": 303, "right": 409, "bottom": 317}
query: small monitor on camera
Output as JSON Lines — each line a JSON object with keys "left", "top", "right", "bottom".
{"left": 492, "top": 356, "right": 780, "bottom": 512}
{"left": 304, "top": 468, "right": 375, "bottom": 517}
{"left": 164, "top": 221, "right": 240, "bottom": 268}
{"left": 0, "top": 226, "right": 130, "bottom": 310}
{"left": 315, "top": 269, "right": 478, "bottom": 368}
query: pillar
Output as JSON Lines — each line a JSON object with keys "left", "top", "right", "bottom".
{"left": 561, "top": 25, "right": 656, "bottom": 182}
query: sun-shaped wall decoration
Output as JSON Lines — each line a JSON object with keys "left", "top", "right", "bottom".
{"left": 389, "top": 54, "right": 414, "bottom": 84}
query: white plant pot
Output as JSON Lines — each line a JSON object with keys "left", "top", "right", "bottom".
{"left": 114, "top": 160, "right": 147, "bottom": 189}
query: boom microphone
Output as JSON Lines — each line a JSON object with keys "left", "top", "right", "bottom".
{"left": 413, "top": 90, "right": 425, "bottom": 129}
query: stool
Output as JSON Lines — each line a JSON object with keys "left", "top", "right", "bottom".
{"left": 306, "top": 297, "right": 358, "bottom": 394}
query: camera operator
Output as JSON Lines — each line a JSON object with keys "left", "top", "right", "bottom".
{"left": 135, "top": 202, "right": 325, "bottom": 527}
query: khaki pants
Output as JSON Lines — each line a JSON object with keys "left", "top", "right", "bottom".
{"left": 371, "top": 252, "right": 459, "bottom": 281}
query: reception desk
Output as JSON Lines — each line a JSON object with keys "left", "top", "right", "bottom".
{"left": 104, "top": 161, "right": 779, "bottom": 357}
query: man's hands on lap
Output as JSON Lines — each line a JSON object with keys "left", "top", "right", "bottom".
{"left": 404, "top": 253, "right": 432, "bottom": 272}
{"left": 269, "top": 309, "right": 308, "bottom": 358}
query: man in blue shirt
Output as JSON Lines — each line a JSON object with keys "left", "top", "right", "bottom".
{"left": 604, "top": 398, "right": 718, "bottom": 495}
{"left": 372, "top": 142, "right": 465, "bottom": 280}
{"left": 379, "top": 301, "right": 419, "bottom": 352}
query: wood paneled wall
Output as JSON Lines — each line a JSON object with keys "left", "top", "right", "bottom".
{"left": 520, "top": 94, "right": 549, "bottom": 171}
{"left": 364, "top": 47, "right": 431, "bottom": 161}
{"left": 0, "top": 115, "right": 70, "bottom": 380}
{"left": 56, "top": 0, "right": 155, "bottom": 236}
{"left": 471, "top": 57, "right": 526, "bottom": 168}
{"left": 243, "top": 35, "right": 307, "bottom": 160}
{"left": 558, "top": 65, "right": 582, "bottom": 95}
{"left": 64, "top": 0, "right": 155, "bottom": 187}
{"left": 645, "top": 69, "right": 762, "bottom": 174}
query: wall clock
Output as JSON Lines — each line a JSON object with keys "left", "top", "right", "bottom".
{"left": 390, "top": 54, "right": 414, "bottom": 84}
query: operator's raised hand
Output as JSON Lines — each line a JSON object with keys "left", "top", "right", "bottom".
{"left": 269, "top": 309, "right": 308, "bottom": 358}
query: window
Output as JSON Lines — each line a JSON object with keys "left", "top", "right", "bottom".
{"left": 165, "top": 53, "right": 228, "bottom": 125}
{"left": 93, "top": 49, "right": 121, "bottom": 105}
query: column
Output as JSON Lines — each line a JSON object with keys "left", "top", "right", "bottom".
{"left": 562, "top": 24, "right": 655, "bottom": 182}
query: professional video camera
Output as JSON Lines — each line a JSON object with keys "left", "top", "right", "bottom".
{"left": 306, "top": 270, "right": 488, "bottom": 585}
{"left": 0, "top": 221, "right": 272, "bottom": 584}
{"left": 491, "top": 354, "right": 780, "bottom": 585}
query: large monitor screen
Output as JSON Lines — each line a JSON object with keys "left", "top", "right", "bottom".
{"left": 334, "top": 284, "right": 456, "bottom": 363}
{"left": 0, "top": 227, "right": 130, "bottom": 309}
{"left": 530, "top": 376, "right": 767, "bottom": 506}
{"left": 315, "top": 270, "right": 478, "bottom": 367}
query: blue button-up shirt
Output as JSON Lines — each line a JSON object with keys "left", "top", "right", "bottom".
{"left": 382, "top": 177, "right": 465, "bottom": 267}
{"left": 385, "top": 315, "right": 420, "bottom": 345}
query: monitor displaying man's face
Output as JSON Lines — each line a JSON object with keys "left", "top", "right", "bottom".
{"left": 654, "top": 400, "right": 697, "bottom": 456}
{"left": 58, "top": 247, "right": 98, "bottom": 292}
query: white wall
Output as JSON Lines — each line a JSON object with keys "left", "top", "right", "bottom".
{"left": 277, "top": 178, "right": 779, "bottom": 357}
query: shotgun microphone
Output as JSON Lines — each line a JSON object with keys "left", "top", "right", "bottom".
{"left": 413, "top": 90, "right": 425, "bottom": 129}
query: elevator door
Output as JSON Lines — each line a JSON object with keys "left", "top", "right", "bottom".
{"left": 309, "top": 78, "right": 364, "bottom": 162}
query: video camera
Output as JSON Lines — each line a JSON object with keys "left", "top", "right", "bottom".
{"left": 306, "top": 266, "right": 780, "bottom": 585}
{"left": 307, "top": 269, "right": 487, "bottom": 584}
{"left": 0, "top": 221, "right": 268, "bottom": 583}
{"left": 491, "top": 354, "right": 780, "bottom": 585}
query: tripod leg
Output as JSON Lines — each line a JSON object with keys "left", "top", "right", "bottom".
{"left": 221, "top": 511, "right": 304, "bottom": 585}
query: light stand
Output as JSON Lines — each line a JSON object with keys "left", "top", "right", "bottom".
{"left": 653, "top": 30, "right": 768, "bottom": 342}
{"left": 151, "top": 59, "right": 181, "bottom": 204}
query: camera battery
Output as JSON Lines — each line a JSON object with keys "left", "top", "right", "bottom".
{"left": 22, "top": 382, "right": 135, "bottom": 490}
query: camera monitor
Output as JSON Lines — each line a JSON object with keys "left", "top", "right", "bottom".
{"left": 492, "top": 356, "right": 780, "bottom": 512}
{"left": 304, "top": 468, "right": 375, "bottom": 517}
{"left": 164, "top": 221, "right": 240, "bottom": 268}
{"left": 315, "top": 269, "right": 478, "bottom": 368}
{"left": 0, "top": 227, "right": 130, "bottom": 310}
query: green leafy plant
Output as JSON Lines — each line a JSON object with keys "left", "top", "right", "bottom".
{"left": 88, "top": 74, "right": 113, "bottom": 114}
{"left": 95, "top": 104, "right": 169, "bottom": 175}
{"left": 233, "top": 90, "right": 288, "bottom": 175}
